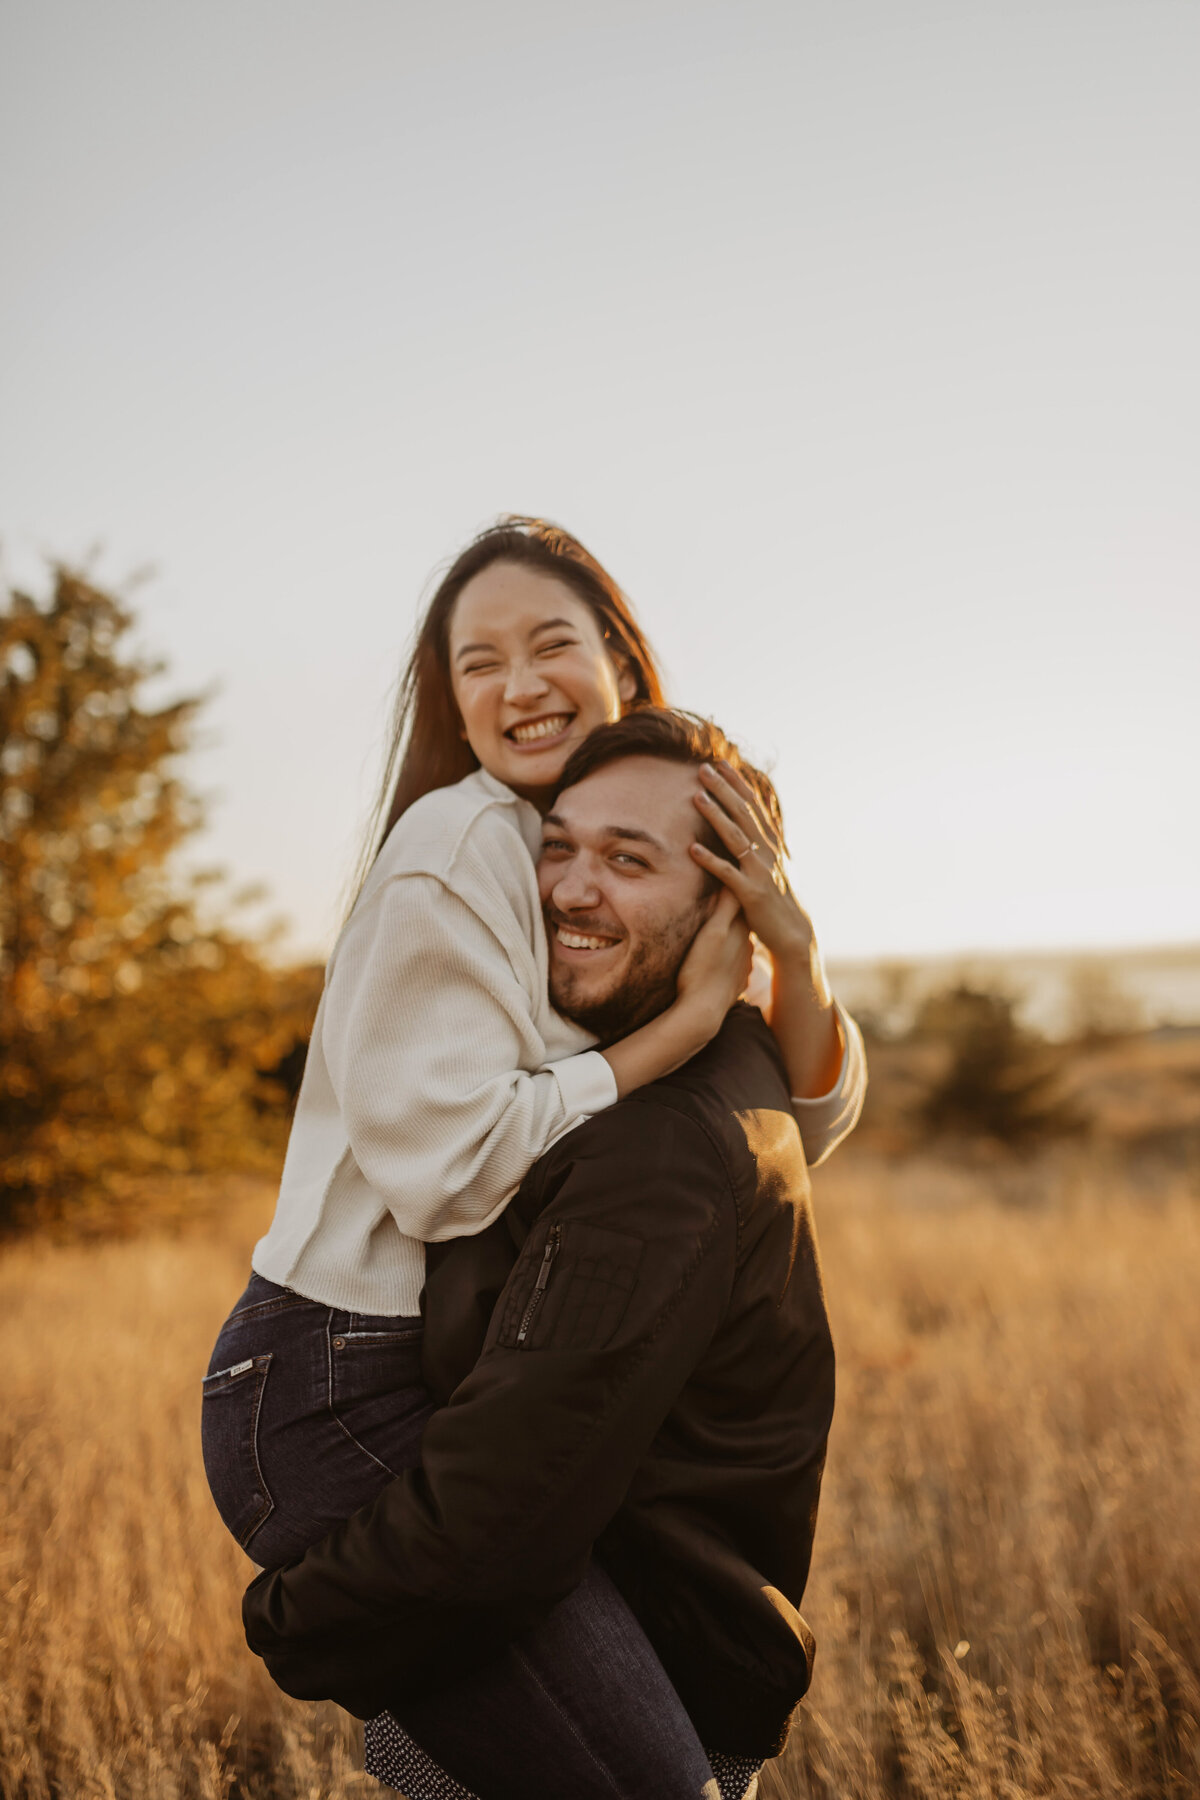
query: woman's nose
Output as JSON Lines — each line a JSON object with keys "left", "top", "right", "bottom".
{"left": 504, "top": 657, "right": 551, "bottom": 704}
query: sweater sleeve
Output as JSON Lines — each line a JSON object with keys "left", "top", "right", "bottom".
{"left": 790, "top": 998, "right": 867, "bottom": 1168}
{"left": 320, "top": 873, "right": 618, "bottom": 1242}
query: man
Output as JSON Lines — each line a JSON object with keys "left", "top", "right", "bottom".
{"left": 243, "top": 710, "right": 862, "bottom": 1800}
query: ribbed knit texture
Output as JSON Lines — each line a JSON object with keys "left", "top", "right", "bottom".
{"left": 252, "top": 768, "right": 868, "bottom": 1316}
{"left": 793, "top": 999, "right": 867, "bottom": 1168}
{"left": 252, "top": 771, "right": 616, "bottom": 1315}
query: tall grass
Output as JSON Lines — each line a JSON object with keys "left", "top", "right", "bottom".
{"left": 765, "top": 1154, "right": 1200, "bottom": 1800}
{"left": 2, "top": 1158, "right": 1197, "bottom": 1799}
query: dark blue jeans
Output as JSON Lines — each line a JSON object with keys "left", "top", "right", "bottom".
{"left": 201, "top": 1271, "right": 433, "bottom": 1568}
{"left": 201, "top": 1273, "right": 761, "bottom": 1800}
{"left": 366, "top": 1575, "right": 764, "bottom": 1800}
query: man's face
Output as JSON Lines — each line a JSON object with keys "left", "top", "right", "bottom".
{"left": 538, "top": 755, "right": 713, "bottom": 1038}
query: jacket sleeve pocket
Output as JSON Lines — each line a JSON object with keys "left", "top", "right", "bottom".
{"left": 493, "top": 1220, "right": 644, "bottom": 1354}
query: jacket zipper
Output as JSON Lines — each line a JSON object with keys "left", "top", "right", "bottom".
{"left": 516, "top": 1223, "right": 562, "bottom": 1346}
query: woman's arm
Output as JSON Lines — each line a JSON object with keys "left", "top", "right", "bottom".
{"left": 320, "top": 873, "right": 747, "bottom": 1244}
{"left": 690, "top": 759, "right": 867, "bottom": 1166}
{"left": 757, "top": 912, "right": 844, "bottom": 1099}
{"left": 782, "top": 996, "right": 868, "bottom": 1167}
{"left": 601, "top": 888, "right": 752, "bottom": 1095}
{"left": 322, "top": 873, "right": 604, "bottom": 1242}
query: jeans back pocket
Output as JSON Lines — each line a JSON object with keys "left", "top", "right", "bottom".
{"left": 201, "top": 1353, "right": 275, "bottom": 1550}
{"left": 329, "top": 1322, "right": 430, "bottom": 1476}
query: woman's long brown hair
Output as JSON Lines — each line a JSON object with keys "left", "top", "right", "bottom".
{"left": 350, "top": 517, "right": 666, "bottom": 905}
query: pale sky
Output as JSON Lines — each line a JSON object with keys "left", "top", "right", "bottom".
{"left": 2, "top": 0, "right": 1197, "bottom": 961}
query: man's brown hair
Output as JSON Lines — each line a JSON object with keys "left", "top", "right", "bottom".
{"left": 553, "top": 707, "right": 786, "bottom": 870}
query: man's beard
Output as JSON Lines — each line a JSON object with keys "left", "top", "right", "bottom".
{"left": 547, "top": 900, "right": 709, "bottom": 1043}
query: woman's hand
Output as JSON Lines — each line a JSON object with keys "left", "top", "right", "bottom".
{"left": 689, "top": 760, "right": 812, "bottom": 960}
{"left": 599, "top": 888, "right": 751, "bottom": 1098}
{"left": 689, "top": 759, "right": 845, "bottom": 1099}
{"left": 672, "top": 888, "right": 754, "bottom": 1036}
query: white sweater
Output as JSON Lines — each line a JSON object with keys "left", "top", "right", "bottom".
{"left": 253, "top": 769, "right": 866, "bottom": 1315}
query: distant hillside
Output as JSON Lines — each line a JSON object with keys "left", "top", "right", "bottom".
{"left": 827, "top": 943, "right": 1200, "bottom": 1041}
{"left": 854, "top": 1025, "right": 1200, "bottom": 1161}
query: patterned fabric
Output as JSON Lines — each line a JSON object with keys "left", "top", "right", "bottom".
{"left": 364, "top": 1714, "right": 478, "bottom": 1800}
{"left": 363, "top": 1711, "right": 763, "bottom": 1800}
{"left": 708, "top": 1752, "right": 764, "bottom": 1799}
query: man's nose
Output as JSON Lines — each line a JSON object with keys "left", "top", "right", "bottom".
{"left": 504, "top": 657, "right": 551, "bottom": 705}
{"left": 550, "top": 861, "right": 603, "bottom": 912}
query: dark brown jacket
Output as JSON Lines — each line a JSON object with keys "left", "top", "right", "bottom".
{"left": 243, "top": 1004, "right": 836, "bottom": 1757}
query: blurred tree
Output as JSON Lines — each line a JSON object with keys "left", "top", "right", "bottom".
{"left": 914, "top": 984, "right": 1083, "bottom": 1150}
{"left": 0, "top": 565, "right": 321, "bottom": 1234}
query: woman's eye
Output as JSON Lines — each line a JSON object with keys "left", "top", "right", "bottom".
{"left": 463, "top": 662, "right": 501, "bottom": 676}
{"left": 536, "top": 640, "right": 576, "bottom": 656}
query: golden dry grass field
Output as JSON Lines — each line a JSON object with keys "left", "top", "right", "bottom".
{"left": 1, "top": 1154, "right": 1197, "bottom": 1800}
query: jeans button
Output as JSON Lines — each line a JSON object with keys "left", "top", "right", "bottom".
{"left": 332, "top": 1336, "right": 346, "bottom": 1349}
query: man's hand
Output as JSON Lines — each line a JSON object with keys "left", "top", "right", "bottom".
{"left": 599, "top": 888, "right": 752, "bottom": 1098}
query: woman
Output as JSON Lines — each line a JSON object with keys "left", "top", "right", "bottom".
{"left": 202, "top": 518, "right": 864, "bottom": 1800}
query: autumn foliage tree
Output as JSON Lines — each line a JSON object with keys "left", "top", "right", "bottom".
{"left": 0, "top": 565, "right": 320, "bottom": 1234}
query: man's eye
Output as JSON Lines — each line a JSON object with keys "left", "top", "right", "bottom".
{"left": 612, "top": 853, "right": 648, "bottom": 869}
{"left": 541, "top": 838, "right": 572, "bottom": 855}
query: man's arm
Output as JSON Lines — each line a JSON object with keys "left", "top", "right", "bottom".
{"left": 242, "top": 1102, "right": 736, "bottom": 1717}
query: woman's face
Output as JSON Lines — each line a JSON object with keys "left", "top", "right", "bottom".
{"left": 448, "top": 562, "right": 637, "bottom": 805}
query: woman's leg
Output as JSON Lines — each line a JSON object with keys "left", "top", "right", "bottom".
{"left": 202, "top": 1277, "right": 463, "bottom": 1800}
{"left": 365, "top": 1563, "right": 762, "bottom": 1800}
{"left": 367, "top": 1717, "right": 762, "bottom": 1800}
{"left": 201, "top": 1274, "right": 433, "bottom": 1568}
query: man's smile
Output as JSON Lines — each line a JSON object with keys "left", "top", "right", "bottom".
{"left": 556, "top": 929, "right": 617, "bottom": 952}
{"left": 547, "top": 912, "right": 624, "bottom": 959}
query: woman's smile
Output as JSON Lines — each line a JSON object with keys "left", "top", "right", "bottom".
{"left": 506, "top": 712, "right": 577, "bottom": 748}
